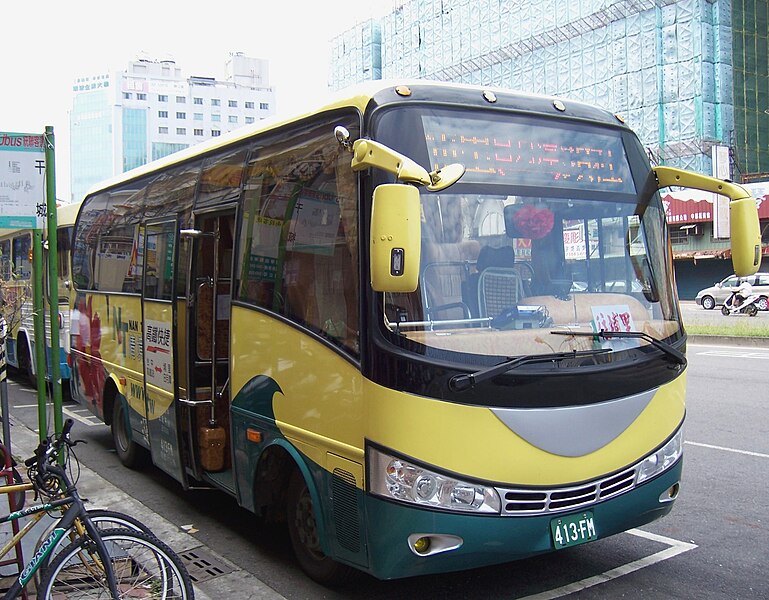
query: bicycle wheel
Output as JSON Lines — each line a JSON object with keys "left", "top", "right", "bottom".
{"left": 35, "top": 509, "right": 157, "bottom": 584}
{"left": 37, "top": 527, "right": 194, "bottom": 600}
{"left": 75, "top": 509, "right": 154, "bottom": 535}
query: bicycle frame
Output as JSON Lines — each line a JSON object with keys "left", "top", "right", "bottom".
{"left": 0, "top": 481, "right": 41, "bottom": 560}
{"left": 0, "top": 469, "right": 122, "bottom": 597}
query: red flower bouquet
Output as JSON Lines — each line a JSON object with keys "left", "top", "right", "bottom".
{"left": 512, "top": 205, "right": 554, "bottom": 239}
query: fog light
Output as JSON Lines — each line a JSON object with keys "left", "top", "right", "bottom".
{"left": 659, "top": 482, "right": 680, "bottom": 503}
{"left": 413, "top": 536, "right": 431, "bottom": 555}
{"left": 407, "top": 534, "right": 463, "bottom": 557}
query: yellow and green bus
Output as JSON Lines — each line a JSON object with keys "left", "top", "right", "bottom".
{"left": 68, "top": 81, "right": 760, "bottom": 583}
{"left": 1, "top": 202, "right": 78, "bottom": 387}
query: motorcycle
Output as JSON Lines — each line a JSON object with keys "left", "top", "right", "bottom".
{"left": 721, "top": 289, "right": 761, "bottom": 316}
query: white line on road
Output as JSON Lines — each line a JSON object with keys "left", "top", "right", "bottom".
{"left": 694, "top": 350, "right": 769, "bottom": 359}
{"left": 516, "top": 529, "right": 697, "bottom": 600}
{"left": 14, "top": 404, "right": 103, "bottom": 427}
{"left": 686, "top": 440, "right": 769, "bottom": 459}
{"left": 62, "top": 405, "right": 103, "bottom": 426}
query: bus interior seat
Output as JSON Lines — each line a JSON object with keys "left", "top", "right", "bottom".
{"left": 477, "top": 267, "right": 525, "bottom": 319}
{"left": 467, "top": 245, "right": 521, "bottom": 318}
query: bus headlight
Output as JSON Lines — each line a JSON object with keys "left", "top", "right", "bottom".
{"left": 635, "top": 429, "right": 683, "bottom": 485}
{"left": 368, "top": 446, "right": 501, "bottom": 514}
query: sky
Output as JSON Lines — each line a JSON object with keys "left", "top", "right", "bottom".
{"left": 1, "top": 1, "right": 393, "bottom": 202}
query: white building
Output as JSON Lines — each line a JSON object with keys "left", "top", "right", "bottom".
{"left": 70, "top": 53, "right": 275, "bottom": 203}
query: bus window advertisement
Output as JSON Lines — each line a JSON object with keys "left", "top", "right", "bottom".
{"left": 144, "top": 320, "right": 172, "bottom": 392}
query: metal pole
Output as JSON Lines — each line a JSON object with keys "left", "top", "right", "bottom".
{"left": 44, "top": 126, "right": 63, "bottom": 436}
{"left": 210, "top": 219, "right": 219, "bottom": 424}
{"left": 0, "top": 318, "right": 10, "bottom": 450}
{"left": 32, "top": 229, "right": 47, "bottom": 440}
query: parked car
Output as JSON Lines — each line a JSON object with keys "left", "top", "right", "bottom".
{"left": 695, "top": 273, "right": 769, "bottom": 311}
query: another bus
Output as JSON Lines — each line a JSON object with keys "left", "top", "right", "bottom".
{"left": 1, "top": 202, "right": 77, "bottom": 388}
{"left": 68, "top": 81, "right": 760, "bottom": 583}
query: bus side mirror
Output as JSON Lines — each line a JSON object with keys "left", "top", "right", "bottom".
{"left": 729, "top": 197, "right": 761, "bottom": 277}
{"left": 370, "top": 184, "right": 421, "bottom": 293}
{"left": 653, "top": 166, "right": 762, "bottom": 277}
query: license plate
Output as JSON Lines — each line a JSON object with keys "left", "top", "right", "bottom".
{"left": 550, "top": 511, "right": 597, "bottom": 549}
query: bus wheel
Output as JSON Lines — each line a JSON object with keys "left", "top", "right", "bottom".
{"left": 287, "top": 470, "right": 354, "bottom": 586}
{"left": 111, "top": 396, "right": 146, "bottom": 469}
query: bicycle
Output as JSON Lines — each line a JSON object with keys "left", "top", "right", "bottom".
{"left": 0, "top": 418, "right": 194, "bottom": 599}
{"left": 0, "top": 484, "right": 152, "bottom": 583}
{"left": 31, "top": 508, "right": 155, "bottom": 587}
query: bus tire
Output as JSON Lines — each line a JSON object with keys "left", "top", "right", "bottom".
{"left": 286, "top": 469, "right": 355, "bottom": 586}
{"left": 111, "top": 395, "right": 147, "bottom": 469}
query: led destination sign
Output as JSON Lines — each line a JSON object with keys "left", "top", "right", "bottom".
{"left": 423, "top": 115, "right": 636, "bottom": 194}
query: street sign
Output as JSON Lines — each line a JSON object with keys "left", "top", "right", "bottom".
{"left": 0, "top": 132, "right": 46, "bottom": 230}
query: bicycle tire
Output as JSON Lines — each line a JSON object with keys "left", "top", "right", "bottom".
{"left": 37, "top": 527, "right": 195, "bottom": 600}
{"left": 34, "top": 508, "right": 156, "bottom": 584}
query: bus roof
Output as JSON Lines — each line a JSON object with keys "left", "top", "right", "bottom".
{"left": 57, "top": 201, "right": 82, "bottom": 227}
{"left": 81, "top": 79, "right": 628, "bottom": 201}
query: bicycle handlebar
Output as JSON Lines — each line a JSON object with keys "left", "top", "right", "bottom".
{"left": 24, "top": 418, "right": 76, "bottom": 468}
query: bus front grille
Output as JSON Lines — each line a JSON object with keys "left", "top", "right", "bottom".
{"left": 498, "top": 466, "right": 637, "bottom": 516}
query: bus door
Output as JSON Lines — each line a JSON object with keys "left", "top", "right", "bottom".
{"left": 183, "top": 208, "right": 236, "bottom": 489}
{"left": 141, "top": 220, "right": 186, "bottom": 485}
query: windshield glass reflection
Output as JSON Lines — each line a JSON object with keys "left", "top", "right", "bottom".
{"left": 382, "top": 190, "right": 680, "bottom": 360}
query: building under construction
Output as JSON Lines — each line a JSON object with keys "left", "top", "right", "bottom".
{"left": 330, "top": 0, "right": 769, "bottom": 182}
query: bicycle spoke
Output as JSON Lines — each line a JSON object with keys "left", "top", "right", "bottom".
{"left": 39, "top": 528, "right": 193, "bottom": 599}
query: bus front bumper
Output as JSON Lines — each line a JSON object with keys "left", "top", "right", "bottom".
{"left": 363, "top": 459, "right": 682, "bottom": 580}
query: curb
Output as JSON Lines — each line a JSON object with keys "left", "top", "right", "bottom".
{"left": 5, "top": 415, "right": 287, "bottom": 600}
{"left": 687, "top": 335, "right": 769, "bottom": 348}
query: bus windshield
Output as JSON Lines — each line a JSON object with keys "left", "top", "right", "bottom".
{"left": 375, "top": 106, "right": 680, "bottom": 361}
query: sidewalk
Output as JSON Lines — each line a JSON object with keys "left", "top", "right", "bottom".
{"left": 3, "top": 414, "right": 286, "bottom": 600}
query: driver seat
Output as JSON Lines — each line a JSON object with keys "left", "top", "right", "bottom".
{"left": 475, "top": 246, "right": 525, "bottom": 319}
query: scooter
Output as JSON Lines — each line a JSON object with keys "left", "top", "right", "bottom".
{"left": 721, "top": 289, "right": 760, "bottom": 316}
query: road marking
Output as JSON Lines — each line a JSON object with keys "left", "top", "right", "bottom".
{"left": 686, "top": 440, "right": 769, "bottom": 459}
{"left": 13, "top": 403, "right": 103, "bottom": 426}
{"left": 695, "top": 350, "right": 769, "bottom": 359}
{"left": 62, "top": 405, "right": 103, "bottom": 426}
{"left": 516, "top": 529, "right": 696, "bottom": 600}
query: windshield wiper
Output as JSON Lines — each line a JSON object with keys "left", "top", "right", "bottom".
{"left": 448, "top": 349, "right": 611, "bottom": 392}
{"left": 550, "top": 329, "right": 686, "bottom": 366}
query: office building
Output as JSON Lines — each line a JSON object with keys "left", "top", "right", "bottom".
{"left": 70, "top": 53, "right": 275, "bottom": 203}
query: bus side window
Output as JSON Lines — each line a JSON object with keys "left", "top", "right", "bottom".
{"left": 57, "top": 226, "right": 72, "bottom": 300}
{"left": 0, "top": 240, "right": 10, "bottom": 279}
{"left": 12, "top": 235, "right": 32, "bottom": 280}
{"left": 237, "top": 116, "right": 360, "bottom": 356}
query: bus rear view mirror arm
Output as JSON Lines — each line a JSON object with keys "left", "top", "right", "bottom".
{"left": 335, "top": 126, "right": 465, "bottom": 192}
